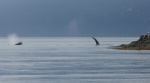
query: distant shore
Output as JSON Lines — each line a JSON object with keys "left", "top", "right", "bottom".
{"left": 110, "top": 33, "right": 150, "bottom": 50}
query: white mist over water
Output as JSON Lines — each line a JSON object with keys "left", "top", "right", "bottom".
{"left": 67, "top": 19, "right": 80, "bottom": 36}
{"left": 8, "top": 33, "right": 19, "bottom": 45}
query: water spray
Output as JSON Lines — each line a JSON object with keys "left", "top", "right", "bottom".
{"left": 8, "top": 33, "right": 22, "bottom": 45}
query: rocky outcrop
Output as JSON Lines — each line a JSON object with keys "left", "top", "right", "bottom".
{"left": 111, "top": 33, "right": 150, "bottom": 50}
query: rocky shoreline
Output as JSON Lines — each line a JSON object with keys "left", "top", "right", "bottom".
{"left": 111, "top": 33, "right": 150, "bottom": 50}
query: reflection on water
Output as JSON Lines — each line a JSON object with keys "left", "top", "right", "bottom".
{"left": 0, "top": 37, "right": 150, "bottom": 83}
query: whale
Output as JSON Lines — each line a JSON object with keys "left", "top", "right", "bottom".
{"left": 92, "top": 37, "right": 100, "bottom": 46}
{"left": 15, "top": 42, "right": 23, "bottom": 45}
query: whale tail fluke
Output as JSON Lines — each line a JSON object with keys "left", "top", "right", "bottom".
{"left": 92, "top": 37, "right": 100, "bottom": 46}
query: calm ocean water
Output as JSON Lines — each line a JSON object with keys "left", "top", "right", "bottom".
{"left": 0, "top": 37, "right": 150, "bottom": 83}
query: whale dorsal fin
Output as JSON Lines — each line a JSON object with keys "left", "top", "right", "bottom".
{"left": 92, "top": 37, "right": 100, "bottom": 46}
{"left": 15, "top": 42, "right": 23, "bottom": 45}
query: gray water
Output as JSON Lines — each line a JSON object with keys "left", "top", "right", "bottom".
{"left": 0, "top": 37, "right": 150, "bottom": 83}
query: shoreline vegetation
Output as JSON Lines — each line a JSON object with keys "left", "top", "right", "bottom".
{"left": 110, "top": 33, "right": 150, "bottom": 50}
